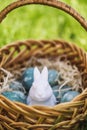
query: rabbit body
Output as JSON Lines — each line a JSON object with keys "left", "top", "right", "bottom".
{"left": 27, "top": 67, "right": 57, "bottom": 106}
{"left": 27, "top": 94, "right": 56, "bottom": 106}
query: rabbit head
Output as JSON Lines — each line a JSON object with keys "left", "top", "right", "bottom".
{"left": 29, "top": 66, "right": 53, "bottom": 102}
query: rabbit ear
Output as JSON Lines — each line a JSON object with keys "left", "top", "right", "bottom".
{"left": 41, "top": 66, "right": 48, "bottom": 81}
{"left": 34, "top": 67, "right": 40, "bottom": 81}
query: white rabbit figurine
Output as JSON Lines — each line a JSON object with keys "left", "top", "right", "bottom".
{"left": 27, "top": 66, "right": 57, "bottom": 106}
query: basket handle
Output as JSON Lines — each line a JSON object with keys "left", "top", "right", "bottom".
{"left": 0, "top": 0, "right": 87, "bottom": 31}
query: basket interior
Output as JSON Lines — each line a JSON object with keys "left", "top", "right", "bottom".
{"left": 0, "top": 39, "right": 87, "bottom": 89}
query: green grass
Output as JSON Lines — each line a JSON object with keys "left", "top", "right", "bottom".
{"left": 0, "top": 0, "right": 87, "bottom": 51}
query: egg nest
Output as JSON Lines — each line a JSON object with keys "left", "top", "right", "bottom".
{"left": 0, "top": 55, "right": 83, "bottom": 94}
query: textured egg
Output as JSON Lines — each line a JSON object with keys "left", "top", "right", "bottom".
{"left": 9, "top": 81, "right": 25, "bottom": 93}
{"left": 48, "top": 69, "right": 59, "bottom": 87}
{"left": 61, "top": 91, "right": 80, "bottom": 103}
{"left": 21, "top": 67, "right": 34, "bottom": 91}
{"left": 2, "top": 91, "right": 27, "bottom": 103}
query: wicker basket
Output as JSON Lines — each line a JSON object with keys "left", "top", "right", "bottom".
{"left": 0, "top": 0, "right": 87, "bottom": 130}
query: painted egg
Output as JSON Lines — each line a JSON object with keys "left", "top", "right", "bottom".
{"left": 61, "top": 91, "right": 80, "bottom": 103}
{"left": 48, "top": 69, "right": 59, "bottom": 87}
{"left": 21, "top": 67, "right": 34, "bottom": 91}
{"left": 2, "top": 91, "right": 27, "bottom": 104}
{"left": 9, "top": 81, "right": 25, "bottom": 93}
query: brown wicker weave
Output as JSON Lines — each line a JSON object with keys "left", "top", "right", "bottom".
{"left": 0, "top": 0, "right": 87, "bottom": 130}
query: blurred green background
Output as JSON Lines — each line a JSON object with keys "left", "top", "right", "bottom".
{"left": 0, "top": 0, "right": 87, "bottom": 51}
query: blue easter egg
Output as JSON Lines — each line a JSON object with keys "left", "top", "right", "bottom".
{"left": 61, "top": 91, "right": 80, "bottom": 103}
{"left": 2, "top": 91, "right": 27, "bottom": 104}
{"left": 48, "top": 69, "right": 59, "bottom": 87}
{"left": 9, "top": 81, "right": 25, "bottom": 93}
{"left": 21, "top": 67, "right": 34, "bottom": 91}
